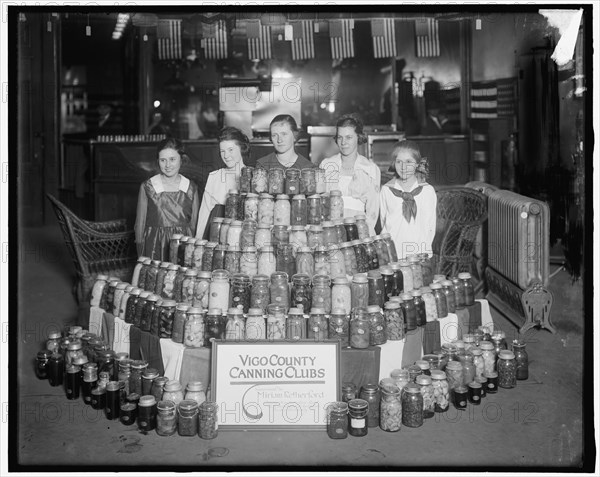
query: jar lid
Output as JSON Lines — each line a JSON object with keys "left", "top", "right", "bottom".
{"left": 343, "top": 217, "right": 356, "bottom": 224}
{"left": 139, "top": 395, "right": 157, "bottom": 407}
{"left": 120, "top": 403, "right": 137, "bottom": 412}
{"left": 352, "top": 275, "right": 368, "bottom": 284}
{"left": 115, "top": 282, "right": 127, "bottom": 290}
{"left": 260, "top": 245, "right": 275, "bottom": 253}
{"left": 222, "top": 219, "right": 232, "bottom": 224}
{"left": 247, "top": 308, "right": 265, "bottom": 316}
{"left": 321, "top": 220, "right": 333, "bottom": 227}
{"left": 125, "top": 285, "right": 135, "bottom": 293}
{"left": 430, "top": 282, "right": 442, "bottom": 290}
{"left": 354, "top": 213, "right": 367, "bottom": 220}
{"left": 73, "top": 356, "right": 89, "bottom": 366}
{"left": 458, "top": 272, "right": 472, "bottom": 279}
{"left": 211, "top": 269, "right": 230, "bottom": 280}
{"left": 106, "top": 381, "right": 120, "bottom": 391}
{"left": 150, "top": 260, "right": 161, "bottom": 267}
{"left": 67, "top": 341, "right": 82, "bottom": 351}
{"left": 178, "top": 399, "right": 199, "bottom": 412}
{"left": 446, "top": 361, "right": 463, "bottom": 370}
{"left": 330, "top": 189, "right": 342, "bottom": 196}
{"left": 312, "top": 274, "right": 331, "bottom": 285}
{"left": 400, "top": 293, "right": 412, "bottom": 301}
{"left": 415, "top": 359, "right": 430, "bottom": 370}
{"left": 296, "top": 246, "right": 312, "bottom": 254}
{"left": 410, "top": 289, "right": 422, "bottom": 297}
{"left": 48, "top": 331, "right": 61, "bottom": 339}
{"left": 186, "top": 381, "right": 204, "bottom": 392}
{"left": 164, "top": 380, "right": 183, "bottom": 392}
{"left": 314, "top": 245, "right": 327, "bottom": 253}
{"left": 430, "top": 370, "right": 447, "bottom": 380}
{"left": 463, "top": 334, "right": 475, "bottom": 343}
{"left": 440, "top": 280, "right": 454, "bottom": 287}
{"left": 65, "top": 364, "right": 81, "bottom": 375}
{"left": 143, "top": 368, "right": 159, "bottom": 379}
{"left": 215, "top": 245, "right": 229, "bottom": 252}
{"left": 228, "top": 189, "right": 239, "bottom": 195}
{"left": 270, "top": 271, "right": 288, "bottom": 281}
{"left": 292, "top": 273, "right": 311, "bottom": 283}
{"left": 205, "top": 242, "right": 218, "bottom": 249}
{"left": 379, "top": 266, "right": 393, "bottom": 275}
{"left": 366, "top": 270, "right": 382, "bottom": 279}
{"left": 37, "top": 349, "right": 52, "bottom": 359}
{"left": 292, "top": 194, "right": 306, "bottom": 200}
{"left": 310, "top": 307, "right": 326, "bottom": 315}
{"left": 251, "top": 274, "right": 270, "bottom": 282}
{"left": 362, "top": 237, "right": 373, "bottom": 244}
{"left": 389, "top": 262, "right": 401, "bottom": 270}
{"left": 146, "top": 294, "right": 159, "bottom": 302}
{"left": 287, "top": 307, "right": 304, "bottom": 317}
{"left": 471, "top": 348, "right": 483, "bottom": 355}
{"left": 468, "top": 381, "right": 482, "bottom": 389}
{"left": 91, "top": 386, "right": 106, "bottom": 395}
{"left": 512, "top": 339, "right": 526, "bottom": 347}
{"left": 242, "top": 246, "right": 258, "bottom": 254}
{"left": 453, "top": 340, "right": 465, "bottom": 349}
{"left": 199, "top": 401, "right": 218, "bottom": 413}
{"left": 498, "top": 350, "right": 515, "bottom": 360}
{"left": 403, "top": 383, "right": 421, "bottom": 394}
{"left": 142, "top": 258, "right": 152, "bottom": 265}
{"left": 330, "top": 308, "right": 347, "bottom": 316}
{"left": 389, "top": 296, "right": 403, "bottom": 303}
{"left": 275, "top": 194, "right": 289, "bottom": 200}
{"left": 415, "top": 375, "right": 432, "bottom": 385}
{"left": 308, "top": 194, "right": 321, "bottom": 200}
{"left": 161, "top": 300, "right": 177, "bottom": 307}
{"left": 479, "top": 341, "right": 494, "bottom": 350}
{"left": 366, "top": 305, "right": 381, "bottom": 314}
{"left": 360, "top": 383, "right": 379, "bottom": 394}
{"left": 384, "top": 301, "right": 400, "bottom": 309}
{"left": 492, "top": 330, "right": 506, "bottom": 339}
{"left": 187, "top": 307, "right": 205, "bottom": 315}
{"left": 246, "top": 192, "right": 259, "bottom": 198}
{"left": 130, "top": 360, "right": 149, "bottom": 369}
{"left": 348, "top": 398, "right": 368, "bottom": 410}
{"left": 328, "top": 401, "right": 349, "bottom": 414}
{"left": 310, "top": 225, "right": 323, "bottom": 232}
{"left": 332, "top": 277, "right": 350, "bottom": 285}
{"left": 475, "top": 376, "right": 488, "bottom": 384}
{"left": 153, "top": 376, "right": 169, "bottom": 386}
{"left": 227, "top": 308, "right": 244, "bottom": 316}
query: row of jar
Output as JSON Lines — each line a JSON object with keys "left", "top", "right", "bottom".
{"left": 240, "top": 166, "right": 325, "bottom": 197}
{"left": 169, "top": 224, "right": 400, "bottom": 271}
{"left": 223, "top": 190, "right": 346, "bottom": 228}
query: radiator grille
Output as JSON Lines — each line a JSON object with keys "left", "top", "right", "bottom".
{"left": 486, "top": 190, "right": 549, "bottom": 289}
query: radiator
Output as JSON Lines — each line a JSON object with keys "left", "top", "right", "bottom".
{"left": 465, "top": 184, "right": 555, "bottom": 334}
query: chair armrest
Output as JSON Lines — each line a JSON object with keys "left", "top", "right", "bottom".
{"left": 84, "top": 218, "right": 128, "bottom": 233}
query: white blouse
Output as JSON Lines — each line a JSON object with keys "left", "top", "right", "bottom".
{"left": 379, "top": 178, "right": 437, "bottom": 258}
{"left": 195, "top": 168, "right": 240, "bottom": 239}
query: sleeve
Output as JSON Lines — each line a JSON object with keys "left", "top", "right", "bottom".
{"left": 423, "top": 186, "right": 438, "bottom": 251}
{"left": 195, "top": 175, "right": 216, "bottom": 239}
{"left": 190, "top": 183, "right": 200, "bottom": 237}
{"left": 134, "top": 183, "right": 148, "bottom": 256}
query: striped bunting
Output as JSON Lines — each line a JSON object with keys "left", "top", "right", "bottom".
{"left": 247, "top": 20, "right": 272, "bottom": 60}
{"left": 329, "top": 19, "right": 354, "bottom": 59}
{"left": 291, "top": 20, "right": 315, "bottom": 61}
{"left": 157, "top": 19, "right": 182, "bottom": 60}
{"left": 371, "top": 18, "right": 397, "bottom": 58}
{"left": 415, "top": 18, "right": 440, "bottom": 57}
{"left": 202, "top": 20, "right": 228, "bottom": 60}
{"left": 470, "top": 82, "right": 498, "bottom": 118}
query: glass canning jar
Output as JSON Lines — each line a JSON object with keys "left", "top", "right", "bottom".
{"left": 177, "top": 400, "right": 200, "bottom": 437}
{"left": 230, "top": 273, "right": 251, "bottom": 313}
{"left": 250, "top": 275, "right": 270, "bottom": 312}
{"left": 351, "top": 274, "right": 369, "bottom": 309}
{"left": 245, "top": 308, "right": 266, "bottom": 340}
{"left": 452, "top": 276, "right": 466, "bottom": 309}
{"left": 181, "top": 269, "right": 198, "bottom": 304}
{"left": 430, "top": 370, "right": 450, "bottom": 412}
{"left": 141, "top": 294, "right": 159, "bottom": 332}
{"left": 161, "top": 264, "right": 178, "bottom": 300}
{"left": 136, "top": 259, "right": 153, "bottom": 293}
{"left": 458, "top": 272, "right": 475, "bottom": 306}
{"left": 491, "top": 330, "right": 508, "bottom": 359}
{"left": 479, "top": 341, "right": 497, "bottom": 376}
{"left": 239, "top": 246, "right": 259, "bottom": 280}
{"left": 192, "top": 271, "right": 211, "bottom": 309}
{"left": 440, "top": 280, "right": 457, "bottom": 313}
{"left": 211, "top": 244, "right": 227, "bottom": 270}
{"left": 400, "top": 293, "right": 417, "bottom": 331}
{"left": 315, "top": 169, "right": 326, "bottom": 194}
{"left": 445, "top": 360, "right": 464, "bottom": 392}
{"left": 240, "top": 166, "right": 254, "bottom": 194}
{"left": 289, "top": 226, "right": 308, "bottom": 253}
{"left": 252, "top": 167, "right": 268, "bottom": 193}
{"left": 379, "top": 384, "right": 402, "bottom": 432}
{"left": 268, "top": 167, "right": 285, "bottom": 195}
{"left": 269, "top": 271, "right": 290, "bottom": 310}
{"left": 321, "top": 221, "right": 337, "bottom": 245}
{"left": 327, "top": 401, "right": 349, "bottom": 439}
{"left": 129, "top": 360, "right": 148, "bottom": 396}
{"left": 208, "top": 218, "right": 223, "bottom": 244}
{"left": 339, "top": 242, "right": 358, "bottom": 275}
{"left": 327, "top": 244, "right": 346, "bottom": 279}
{"left": 291, "top": 194, "right": 307, "bottom": 226}
{"left": 329, "top": 190, "right": 344, "bottom": 220}
{"left": 254, "top": 224, "right": 271, "bottom": 249}
{"left": 359, "top": 384, "right": 380, "bottom": 428}
{"left": 291, "top": 273, "right": 312, "bottom": 314}
{"left": 333, "top": 218, "right": 347, "bottom": 243}
{"left": 352, "top": 240, "right": 369, "bottom": 273}
{"left": 225, "top": 308, "right": 245, "bottom": 341}
{"left": 379, "top": 266, "right": 394, "bottom": 301}
{"left": 512, "top": 340, "right": 529, "bottom": 380}
{"left": 349, "top": 308, "right": 370, "bottom": 349}
{"left": 46, "top": 331, "right": 62, "bottom": 355}
{"left": 314, "top": 246, "right": 329, "bottom": 277}
{"left": 273, "top": 194, "right": 291, "bottom": 225}
{"left": 162, "top": 380, "right": 184, "bottom": 406}
{"left": 150, "top": 376, "right": 168, "bottom": 402}
{"left": 307, "top": 195, "right": 322, "bottom": 226}
{"left": 271, "top": 225, "right": 290, "bottom": 249}
{"left": 199, "top": 243, "right": 216, "bottom": 273}
{"left": 348, "top": 399, "right": 369, "bottom": 437}
{"left": 407, "top": 256, "right": 424, "bottom": 289}
{"left": 112, "top": 282, "right": 127, "bottom": 316}
{"left": 418, "top": 253, "right": 433, "bottom": 286}
{"left": 295, "top": 246, "right": 314, "bottom": 277}
{"left": 244, "top": 193, "right": 259, "bottom": 221}
{"left": 311, "top": 274, "right": 331, "bottom": 314}
{"left": 199, "top": 401, "right": 219, "bottom": 440}
{"left": 367, "top": 305, "right": 386, "bottom": 345}
{"left": 240, "top": 219, "right": 257, "bottom": 249}
{"left": 373, "top": 236, "right": 390, "bottom": 267}
{"left": 157, "top": 300, "right": 176, "bottom": 339}
{"left": 362, "top": 238, "right": 379, "bottom": 271}
{"left": 341, "top": 217, "right": 357, "bottom": 242}
{"left": 420, "top": 286, "right": 438, "bottom": 322}
{"left": 204, "top": 309, "right": 226, "bottom": 346}
{"left": 497, "top": 350, "right": 517, "bottom": 388}
{"left": 416, "top": 374, "right": 435, "bottom": 418}
{"left": 402, "top": 383, "right": 423, "bottom": 428}
{"left": 166, "top": 233, "right": 182, "bottom": 265}
{"left": 329, "top": 309, "right": 349, "bottom": 346}
{"left": 320, "top": 192, "right": 330, "bottom": 223}
{"left": 285, "top": 168, "right": 300, "bottom": 195}
{"left": 306, "top": 225, "right": 325, "bottom": 250}
{"left": 341, "top": 382, "right": 358, "bottom": 403}
{"left": 90, "top": 274, "right": 109, "bottom": 307}
{"left": 171, "top": 303, "right": 189, "bottom": 344}
{"left": 410, "top": 289, "right": 427, "bottom": 327}
{"left": 354, "top": 214, "right": 369, "bottom": 239}
{"left": 225, "top": 189, "right": 240, "bottom": 220}
{"left": 258, "top": 193, "right": 275, "bottom": 226}
{"left": 258, "top": 246, "right": 277, "bottom": 277}
{"left": 276, "top": 243, "right": 297, "bottom": 278}
{"left": 36, "top": 350, "right": 51, "bottom": 380}
{"left": 430, "top": 283, "right": 449, "bottom": 319}
{"left": 156, "top": 400, "right": 177, "bottom": 436}
{"left": 471, "top": 348, "right": 485, "bottom": 378}
{"left": 181, "top": 237, "right": 196, "bottom": 268}
{"left": 224, "top": 245, "right": 241, "bottom": 274}
{"left": 227, "top": 220, "right": 243, "bottom": 248}
{"left": 286, "top": 307, "right": 306, "bottom": 341}
{"left": 142, "top": 368, "right": 160, "bottom": 396}
{"left": 331, "top": 277, "right": 351, "bottom": 315}
{"left": 208, "top": 269, "right": 230, "bottom": 312}
{"left": 308, "top": 308, "right": 328, "bottom": 341}
{"left": 384, "top": 301, "right": 404, "bottom": 340}
{"left": 300, "top": 168, "right": 316, "bottom": 195}
{"left": 218, "top": 219, "right": 231, "bottom": 245}
{"left": 266, "top": 303, "right": 286, "bottom": 340}
{"left": 389, "top": 262, "right": 404, "bottom": 296}
{"left": 367, "top": 270, "right": 385, "bottom": 308}
{"left": 459, "top": 353, "right": 476, "bottom": 385}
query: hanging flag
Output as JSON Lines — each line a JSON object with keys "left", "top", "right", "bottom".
{"left": 371, "top": 18, "right": 396, "bottom": 58}
{"left": 247, "top": 20, "right": 272, "bottom": 60}
{"left": 415, "top": 18, "right": 440, "bottom": 57}
{"left": 329, "top": 19, "right": 354, "bottom": 59}
{"left": 202, "top": 20, "right": 228, "bottom": 59}
{"left": 157, "top": 19, "right": 182, "bottom": 60}
{"left": 291, "top": 20, "right": 315, "bottom": 61}
{"left": 470, "top": 81, "right": 498, "bottom": 118}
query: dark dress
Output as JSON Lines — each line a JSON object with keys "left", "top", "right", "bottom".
{"left": 136, "top": 175, "right": 199, "bottom": 261}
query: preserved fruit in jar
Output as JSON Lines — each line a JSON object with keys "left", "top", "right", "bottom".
{"left": 295, "top": 247, "right": 315, "bottom": 277}
{"left": 252, "top": 167, "right": 268, "bottom": 194}
{"left": 308, "top": 308, "right": 328, "bottom": 341}
{"left": 351, "top": 274, "right": 369, "bottom": 309}
{"left": 307, "top": 195, "right": 322, "bottom": 225}
{"left": 267, "top": 304, "right": 286, "bottom": 340}
{"left": 258, "top": 193, "right": 274, "bottom": 226}
{"left": 291, "top": 274, "right": 312, "bottom": 313}
{"left": 268, "top": 168, "right": 285, "bottom": 195}
{"left": 291, "top": 195, "right": 307, "bottom": 226}
{"left": 331, "top": 277, "right": 351, "bottom": 315}
{"left": 285, "top": 168, "right": 300, "bottom": 196}
{"left": 329, "top": 190, "right": 344, "bottom": 220}
{"left": 274, "top": 194, "right": 291, "bottom": 225}
{"left": 300, "top": 168, "right": 316, "bottom": 195}
{"left": 312, "top": 275, "right": 332, "bottom": 314}
{"left": 244, "top": 193, "right": 259, "bottom": 221}
{"left": 355, "top": 214, "right": 369, "bottom": 240}
{"left": 349, "top": 308, "right": 370, "bottom": 349}
{"left": 384, "top": 301, "right": 404, "bottom": 340}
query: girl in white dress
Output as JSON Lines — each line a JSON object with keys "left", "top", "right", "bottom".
{"left": 379, "top": 140, "right": 437, "bottom": 258}
{"left": 319, "top": 114, "right": 381, "bottom": 235}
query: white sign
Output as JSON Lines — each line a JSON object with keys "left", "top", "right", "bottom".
{"left": 212, "top": 341, "right": 340, "bottom": 430}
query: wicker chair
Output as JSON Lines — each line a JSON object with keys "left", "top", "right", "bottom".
{"left": 432, "top": 187, "right": 488, "bottom": 281}
{"left": 46, "top": 194, "right": 137, "bottom": 303}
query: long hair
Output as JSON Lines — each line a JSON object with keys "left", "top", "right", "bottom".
{"left": 388, "top": 140, "right": 429, "bottom": 182}
{"left": 218, "top": 126, "right": 251, "bottom": 163}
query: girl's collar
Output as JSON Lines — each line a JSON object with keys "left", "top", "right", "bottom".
{"left": 150, "top": 174, "right": 190, "bottom": 193}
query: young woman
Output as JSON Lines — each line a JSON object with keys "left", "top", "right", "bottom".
{"left": 379, "top": 140, "right": 437, "bottom": 258}
{"left": 319, "top": 113, "right": 381, "bottom": 235}
{"left": 256, "top": 114, "right": 314, "bottom": 170}
{"left": 134, "top": 138, "right": 200, "bottom": 261}
{"left": 195, "top": 126, "right": 250, "bottom": 239}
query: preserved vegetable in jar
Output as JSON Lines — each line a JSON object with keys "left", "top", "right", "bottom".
{"left": 274, "top": 194, "right": 291, "bottom": 225}
{"left": 183, "top": 307, "right": 205, "bottom": 348}
{"left": 421, "top": 287, "right": 438, "bottom": 322}
{"left": 458, "top": 272, "right": 475, "bottom": 306}
{"left": 373, "top": 236, "right": 390, "bottom": 266}
{"left": 156, "top": 400, "right": 177, "bottom": 436}
{"left": 349, "top": 308, "right": 370, "bottom": 349}
{"left": 258, "top": 246, "right": 277, "bottom": 277}
{"left": 400, "top": 293, "right": 417, "bottom": 331}
{"left": 341, "top": 382, "right": 357, "bottom": 403}
{"left": 441, "top": 280, "right": 457, "bottom": 313}
{"left": 218, "top": 219, "right": 231, "bottom": 245}
{"left": 240, "top": 166, "right": 254, "bottom": 194}
{"left": 389, "top": 262, "right": 404, "bottom": 296}
{"left": 312, "top": 275, "right": 332, "bottom": 314}
{"left": 258, "top": 193, "right": 274, "bottom": 226}
{"left": 352, "top": 240, "right": 369, "bottom": 273}
{"left": 240, "top": 246, "right": 258, "bottom": 278}
{"left": 430, "top": 283, "right": 448, "bottom": 319}
{"left": 307, "top": 225, "right": 324, "bottom": 249}
{"left": 244, "top": 193, "right": 259, "bottom": 221}
{"left": 245, "top": 308, "right": 266, "bottom": 340}
{"left": 331, "top": 277, "right": 351, "bottom": 315}
{"left": 479, "top": 341, "right": 496, "bottom": 376}
{"left": 135, "top": 260, "right": 152, "bottom": 295}
{"left": 225, "top": 190, "right": 240, "bottom": 220}
{"left": 158, "top": 300, "right": 176, "bottom": 339}
{"left": 381, "top": 233, "right": 398, "bottom": 263}
{"left": 355, "top": 214, "right": 369, "bottom": 240}
{"left": 321, "top": 221, "right": 338, "bottom": 245}
{"left": 268, "top": 168, "right": 285, "bottom": 195}
{"left": 339, "top": 242, "right": 358, "bottom": 275}
{"left": 300, "top": 168, "right": 316, "bottom": 195}
{"left": 254, "top": 224, "right": 271, "bottom": 250}
{"left": 367, "top": 270, "right": 385, "bottom": 308}
{"left": 224, "top": 245, "right": 242, "bottom": 274}
{"left": 307, "top": 195, "right": 322, "bottom": 225}
{"left": 348, "top": 399, "right": 369, "bottom": 437}
{"left": 362, "top": 238, "right": 379, "bottom": 270}
{"left": 497, "top": 350, "right": 517, "bottom": 388}
{"left": 230, "top": 273, "right": 251, "bottom": 313}
{"left": 271, "top": 225, "right": 290, "bottom": 249}
{"left": 181, "top": 269, "right": 198, "bottom": 304}
{"left": 285, "top": 168, "right": 300, "bottom": 195}
{"left": 351, "top": 274, "right": 369, "bottom": 309}
{"left": 291, "top": 274, "right": 312, "bottom": 313}
{"left": 416, "top": 375, "right": 435, "bottom": 418}
{"left": 315, "top": 169, "right": 326, "bottom": 194}
{"left": 314, "top": 246, "right": 329, "bottom": 277}
{"left": 512, "top": 340, "right": 529, "bottom": 380}
{"left": 328, "top": 309, "right": 349, "bottom": 346}
{"left": 418, "top": 253, "right": 433, "bottom": 286}
{"left": 291, "top": 195, "right": 307, "bottom": 226}
{"left": 333, "top": 219, "right": 347, "bottom": 243}
{"left": 411, "top": 289, "right": 427, "bottom": 326}
{"left": 431, "top": 370, "right": 450, "bottom": 412}
{"left": 193, "top": 271, "right": 211, "bottom": 309}
{"left": 225, "top": 308, "right": 245, "bottom": 341}
{"left": 252, "top": 167, "right": 268, "bottom": 194}
{"left": 276, "top": 243, "right": 296, "bottom": 278}
{"left": 359, "top": 384, "right": 380, "bottom": 428}
{"left": 308, "top": 308, "right": 328, "bottom": 341}
{"left": 343, "top": 217, "right": 359, "bottom": 242}
{"left": 208, "top": 218, "right": 224, "bottom": 244}
{"left": 269, "top": 271, "right": 290, "bottom": 310}
{"left": 240, "top": 219, "right": 257, "bottom": 248}
{"left": 286, "top": 308, "right": 306, "bottom": 341}
{"left": 266, "top": 304, "right": 286, "bottom": 340}
{"left": 226, "top": 220, "right": 243, "bottom": 248}
{"left": 379, "top": 384, "right": 402, "bottom": 432}
{"left": 250, "top": 275, "right": 270, "bottom": 312}
{"left": 208, "top": 269, "right": 230, "bottom": 312}
{"left": 204, "top": 309, "right": 226, "bottom": 346}
{"left": 212, "top": 244, "right": 227, "bottom": 270}
{"left": 327, "top": 244, "right": 346, "bottom": 279}
{"left": 384, "top": 301, "right": 404, "bottom": 340}
{"left": 199, "top": 401, "right": 219, "bottom": 439}
{"left": 329, "top": 190, "right": 344, "bottom": 220}
{"left": 90, "top": 275, "right": 109, "bottom": 307}
{"left": 367, "top": 305, "right": 386, "bottom": 345}
{"left": 407, "top": 256, "right": 423, "bottom": 288}
{"left": 402, "top": 383, "right": 423, "bottom": 428}
{"left": 295, "top": 247, "right": 314, "bottom": 277}
{"left": 172, "top": 304, "right": 189, "bottom": 344}
{"left": 320, "top": 192, "right": 330, "bottom": 222}
{"left": 200, "top": 242, "right": 217, "bottom": 272}
{"left": 289, "top": 226, "right": 308, "bottom": 254}
{"left": 327, "top": 402, "right": 349, "bottom": 439}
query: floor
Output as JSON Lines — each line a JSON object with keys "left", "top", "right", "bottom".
{"left": 13, "top": 224, "right": 590, "bottom": 471}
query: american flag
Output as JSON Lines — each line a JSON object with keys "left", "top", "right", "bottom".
{"left": 291, "top": 20, "right": 315, "bottom": 61}
{"left": 247, "top": 20, "right": 272, "bottom": 60}
{"left": 415, "top": 18, "right": 440, "bottom": 57}
{"left": 157, "top": 19, "right": 182, "bottom": 60}
{"left": 371, "top": 18, "right": 397, "bottom": 58}
{"left": 329, "top": 19, "right": 354, "bottom": 59}
{"left": 202, "top": 20, "right": 228, "bottom": 60}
